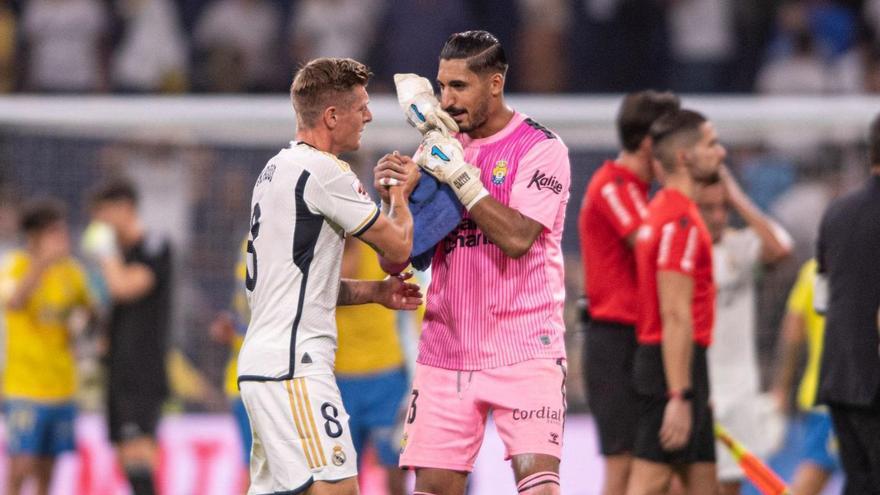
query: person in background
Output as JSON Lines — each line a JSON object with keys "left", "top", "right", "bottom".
{"left": 289, "top": 0, "right": 384, "bottom": 65}
{"left": 209, "top": 237, "right": 251, "bottom": 494}
{"left": 110, "top": 0, "right": 189, "bottom": 93}
{"left": 695, "top": 166, "right": 792, "bottom": 495}
{"left": 814, "top": 113, "right": 880, "bottom": 494}
{"left": 19, "top": 0, "right": 109, "bottom": 92}
{"left": 578, "top": 90, "right": 680, "bottom": 495}
{"left": 193, "top": 0, "right": 282, "bottom": 92}
{"left": 82, "top": 178, "right": 173, "bottom": 495}
{"left": 773, "top": 259, "right": 840, "bottom": 495}
{"left": 0, "top": 198, "right": 93, "bottom": 495}
{"left": 628, "top": 109, "right": 725, "bottom": 495}
{"left": 0, "top": 0, "right": 15, "bottom": 92}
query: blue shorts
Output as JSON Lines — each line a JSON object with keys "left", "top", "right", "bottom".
{"left": 802, "top": 410, "right": 840, "bottom": 472}
{"left": 231, "top": 397, "right": 252, "bottom": 465}
{"left": 337, "top": 367, "right": 408, "bottom": 467}
{"left": 4, "top": 400, "right": 76, "bottom": 457}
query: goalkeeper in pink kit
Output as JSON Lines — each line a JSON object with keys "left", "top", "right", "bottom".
{"left": 375, "top": 31, "right": 571, "bottom": 495}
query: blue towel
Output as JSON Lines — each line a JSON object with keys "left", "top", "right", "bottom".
{"left": 409, "top": 173, "right": 462, "bottom": 271}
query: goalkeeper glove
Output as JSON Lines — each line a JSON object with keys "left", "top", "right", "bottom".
{"left": 81, "top": 221, "right": 118, "bottom": 260}
{"left": 394, "top": 73, "right": 459, "bottom": 136}
{"left": 416, "top": 130, "right": 488, "bottom": 211}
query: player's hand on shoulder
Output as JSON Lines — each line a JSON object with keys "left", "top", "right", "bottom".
{"left": 376, "top": 271, "right": 423, "bottom": 311}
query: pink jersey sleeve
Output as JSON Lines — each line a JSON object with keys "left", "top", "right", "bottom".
{"left": 508, "top": 139, "right": 570, "bottom": 230}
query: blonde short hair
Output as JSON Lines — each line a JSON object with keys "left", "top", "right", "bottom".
{"left": 290, "top": 58, "right": 372, "bottom": 128}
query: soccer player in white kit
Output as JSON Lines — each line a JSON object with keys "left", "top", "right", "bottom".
{"left": 694, "top": 166, "right": 792, "bottom": 495}
{"left": 237, "top": 58, "right": 422, "bottom": 495}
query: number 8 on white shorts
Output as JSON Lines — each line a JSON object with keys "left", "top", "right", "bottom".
{"left": 240, "top": 374, "right": 358, "bottom": 493}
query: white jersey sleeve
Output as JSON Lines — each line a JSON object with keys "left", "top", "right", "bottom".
{"left": 306, "top": 169, "right": 379, "bottom": 237}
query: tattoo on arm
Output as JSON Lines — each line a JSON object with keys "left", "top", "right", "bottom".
{"left": 337, "top": 279, "right": 378, "bottom": 306}
{"left": 337, "top": 280, "right": 354, "bottom": 305}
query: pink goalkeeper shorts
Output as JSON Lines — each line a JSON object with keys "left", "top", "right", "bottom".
{"left": 399, "top": 358, "right": 567, "bottom": 472}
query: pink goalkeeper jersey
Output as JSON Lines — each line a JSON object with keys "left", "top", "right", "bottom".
{"left": 419, "top": 112, "right": 571, "bottom": 370}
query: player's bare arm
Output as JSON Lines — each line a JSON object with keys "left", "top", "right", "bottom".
{"left": 337, "top": 272, "right": 423, "bottom": 310}
{"left": 4, "top": 232, "right": 69, "bottom": 310}
{"left": 772, "top": 310, "right": 806, "bottom": 411}
{"left": 358, "top": 182, "right": 414, "bottom": 265}
{"left": 468, "top": 197, "right": 544, "bottom": 258}
{"left": 371, "top": 152, "right": 420, "bottom": 272}
{"left": 4, "top": 260, "right": 51, "bottom": 310}
{"left": 720, "top": 165, "right": 792, "bottom": 263}
{"left": 100, "top": 258, "right": 156, "bottom": 303}
{"left": 657, "top": 270, "right": 694, "bottom": 451}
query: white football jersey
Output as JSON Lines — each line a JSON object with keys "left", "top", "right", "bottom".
{"left": 708, "top": 228, "right": 762, "bottom": 403}
{"left": 238, "top": 142, "right": 379, "bottom": 382}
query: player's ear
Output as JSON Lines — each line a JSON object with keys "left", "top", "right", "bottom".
{"left": 676, "top": 148, "right": 690, "bottom": 172}
{"left": 489, "top": 72, "right": 504, "bottom": 97}
{"left": 323, "top": 106, "right": 338, "bottom": 130}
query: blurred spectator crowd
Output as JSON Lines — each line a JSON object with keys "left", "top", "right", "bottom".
{"left": 2, "top": 0, "right": 880, "bottom": 94}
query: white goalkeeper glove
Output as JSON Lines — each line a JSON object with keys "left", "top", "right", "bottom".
{"left": 416, "top": 130, "right": 488, "bottom": 211}
{"left": 81, "top": 221, "right": 118, "bottom": 260}
{"left": 394, "top": 73, "right": 459, "bottom": 136}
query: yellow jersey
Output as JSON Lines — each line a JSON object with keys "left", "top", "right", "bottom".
{"left": 335, "top": 241, "right": 404, "bottom": 375}
{"left": 0, "top": 251, "right": 91, "bottom": 401}
{"left": 786, "top": 259, "right": 825, "bottom": 411}
{"left": 224, "top": 239, "right": 250, "bottom": 397}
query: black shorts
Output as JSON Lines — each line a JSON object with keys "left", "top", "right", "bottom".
{"left": 584, "top": 319, "right": 639, "bottom": 456}
{"left": 632, "top": 344, "right": 715, "bottom": 465}
{"left": 107, "top": 384, "right": 165, "bottom": 444}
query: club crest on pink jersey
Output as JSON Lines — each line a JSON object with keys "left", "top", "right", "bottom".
{"left": 491, "top": 160, "right": 508, "bottom": 185}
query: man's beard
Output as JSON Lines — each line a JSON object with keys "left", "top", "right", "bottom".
{"left": 457, "top": 100, "right": 489, "bottom": 133}
{"left": 687, "top": 160, "right": 718, "bottom": 182}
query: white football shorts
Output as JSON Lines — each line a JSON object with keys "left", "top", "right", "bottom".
{"left": 241, "top": 375, "right": 358, "bottom": 494}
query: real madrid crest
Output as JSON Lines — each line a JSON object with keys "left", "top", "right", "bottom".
{"left": 332, "top": 445, "right": 347, "bottom": 466}
{"left": 491, "top": 160, "right": 508, "bottom": 185}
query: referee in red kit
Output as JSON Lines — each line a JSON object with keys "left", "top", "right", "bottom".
{"left": 627, "top": 109, "right": 726, "bottom": 495}
{"left": 578, "top": 90, "right": 679, "bottom": 495}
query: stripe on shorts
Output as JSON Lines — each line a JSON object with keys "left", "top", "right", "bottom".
{"left": 285, "top": 380, "right": 316, "bottom": 469}
{"left": 295, "top": 378, "right": 328, "bottom": 467}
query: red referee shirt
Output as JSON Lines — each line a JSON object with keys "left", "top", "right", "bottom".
{"left": 579, "top": 160, "right": 649, "bottom": 325}
{"left": 635, "top": 188, "right": 715, "bottom": 347}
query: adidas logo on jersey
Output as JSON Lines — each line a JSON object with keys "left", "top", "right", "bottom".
{"left": 301, "top": 353, "right": 312, "bottom": 364}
